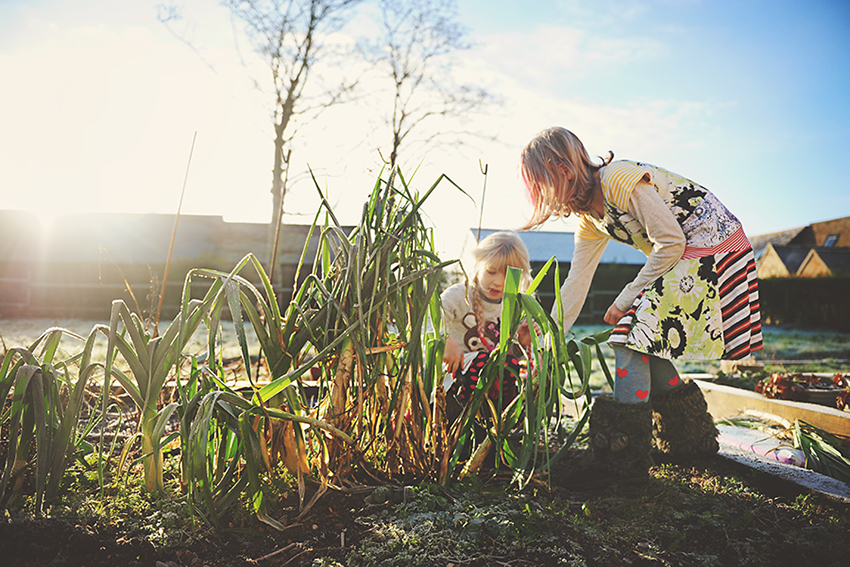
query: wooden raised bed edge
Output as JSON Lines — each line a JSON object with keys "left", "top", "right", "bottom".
{"left": 691, "top": 377, "right": 850, "bottom": 437}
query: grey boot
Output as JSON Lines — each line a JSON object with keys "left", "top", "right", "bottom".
{"left": 651, "top": 380, "right": 719, "bottom": 459}
{"left": 551, "top": 395, "right": 653, "bottom": 489}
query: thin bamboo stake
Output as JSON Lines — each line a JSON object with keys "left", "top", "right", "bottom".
{"left": 476, "top": 160, "right": 488, "bottom": 241}
{"left": 155, "top": 131, "right": 197, "bottom": 332}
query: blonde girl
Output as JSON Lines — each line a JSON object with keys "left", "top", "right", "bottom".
{"left": 441, "top": 231, "right": 534, "bottom": 409}
{"left": 521, "top": 127, "right": 763, "bottom": 486}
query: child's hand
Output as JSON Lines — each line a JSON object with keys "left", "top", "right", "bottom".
{"left": 443, "top": 337, "right": 463, "bottom": 374}
{"left": 517, "top": 321, "right": 540, "bottom": 347}
{"left": 603, "top": 303, "right": 626, "bottom": 325}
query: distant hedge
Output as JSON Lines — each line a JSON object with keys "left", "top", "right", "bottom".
{"left": 757, "top": 277, "right": 850, "bottom": 332}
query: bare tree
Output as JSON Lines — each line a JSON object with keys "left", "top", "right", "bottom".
{"left": 225, "top": 0, "right": 363, "bottom": 221}
{"left": 367, "top": 0, "right": 495, "bottom": 169}
{"left": 159, "top": 0, "right": 363, "bottom": 222}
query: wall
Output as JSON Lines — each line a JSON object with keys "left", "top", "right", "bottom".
{"left": 0, "top": 211, "right": 330, "bottom": 319}
{"left": 756, "top": 245, "right": 792, "bottom": 278}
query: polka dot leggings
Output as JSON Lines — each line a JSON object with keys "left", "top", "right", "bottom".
{"left": 448, "top": 350, "right": 519, "bottom": 405}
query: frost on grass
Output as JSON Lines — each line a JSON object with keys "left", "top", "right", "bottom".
{"left": 342, "top": 483, "right": 584, "bottom": 567}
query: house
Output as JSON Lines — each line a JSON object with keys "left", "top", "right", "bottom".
{"left": 755, "top": 244, "right": 811, "bottom": 278}
{"left": 459, "top": 228, "right": 647, "bottom": 322}
{"left": 809, "top": 216, "right": 850, "bottom": 248}
{"left": 752, "top": 215, "right": 850, "bottom": 278}
{"left": 797, "top": 247, "right": 850, "bottom": 277}
{"left": 750, "top": 226, "right": 814, "bottom": 259}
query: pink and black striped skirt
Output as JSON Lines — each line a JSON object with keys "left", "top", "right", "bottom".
{"left": 609, "top": 228, "right": 763, "bottom": 361}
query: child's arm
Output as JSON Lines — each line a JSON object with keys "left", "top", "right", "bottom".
{"left": 608, "top": 182, "right": 686, "bottom": 317}
{"left": 556, "top": 235, "right": 607, "bottom": 333}
{"left": 603, "top": 304, "right": 627, "bottom": 325}
{"left": 440, "top": 284, "right": 466, "bottom": 373}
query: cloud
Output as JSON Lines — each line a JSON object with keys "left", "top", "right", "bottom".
{"left": 468, "top": 23, "right": 666, "bottom": 91}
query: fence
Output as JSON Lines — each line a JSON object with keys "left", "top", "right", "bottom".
{"left": 0, "top": 261, "right": 303, "bottom": 320}
{"left": 0, "top": 211, "right": 335, "bottom": 320}
{"left": 758, "top": 276, "right": 850, "bottom": 332}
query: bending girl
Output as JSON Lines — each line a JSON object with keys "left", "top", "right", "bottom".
{"left": 521, "top": 126, "right": 762, "bottom": 486}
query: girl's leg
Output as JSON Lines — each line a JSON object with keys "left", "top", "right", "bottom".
{"left": 450, "top": 351, "right": 488, "bottom": 404}
{"left": 648, "top": 355, "right": 682, "bottom": 394}
{"left": 552, "top": 345, "right": 653, "bottom": 488}
{"left": 612, "top": 345, "right": 651, "bottom": 404}
{"left": 647, "top": 356, "right": 719, "bottom": 458}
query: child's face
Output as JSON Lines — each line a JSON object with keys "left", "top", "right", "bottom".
{"left": 478, "top": 265, "right": 507, "bottom": 301}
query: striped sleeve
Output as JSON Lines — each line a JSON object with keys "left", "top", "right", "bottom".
{"left": 602, "top": 161, "right": 651, "bottom": 211}
{"left": 576, "top": 215, "right": 607, "bottom": 240}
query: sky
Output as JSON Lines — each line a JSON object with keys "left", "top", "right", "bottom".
{"left": 1, "top": 0, "right": 849, "bottom": 259}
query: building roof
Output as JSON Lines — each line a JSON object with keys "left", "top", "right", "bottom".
{"left": 810, "top": 216, "right": 850, "bottom": 248}
{"left": 749, "top": 227, "right": 811, "bottom": 257}
{"left": 749, "top": 215, "right": 850, "bottom": 256}
{"left": 767, "top": 244, "right": 812, "bottom": 275}
{"left": 805, "top": 247, "right": 850, "bottom": 275}
{"left": 462, "top": 228, "right": 647, "bottom": 270}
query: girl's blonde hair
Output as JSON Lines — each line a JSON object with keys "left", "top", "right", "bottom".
{"left": 520, "top": 127, "right": 613, "bottom": 230}
{"left": 469, "top": 231, "right": 532, "bottom": 346}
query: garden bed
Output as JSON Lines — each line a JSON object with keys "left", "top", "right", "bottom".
{"left": 694, "top": 379, "right": 850, "bottom": 437}
{"left": 2, "top": 455, "right": 850, "bottom": 567}
{"left": 3, "top": 320, "right": 850, "bottom": 567}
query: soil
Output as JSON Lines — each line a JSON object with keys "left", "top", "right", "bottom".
{"left": 2, "top": 455, "right": 849, "bottom": 567}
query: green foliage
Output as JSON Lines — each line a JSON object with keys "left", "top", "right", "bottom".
{"left": 37, "top": 453, "right": 203, "bottom": 549}
{"left": 0, "top": 167, "right": 615, "bottom": 530}
{"left": 142, "top": 167, "right": 466, "bottom": 528}
{"left": 449, "top": 260, "right": 612, "bottom": 488}
{"left": 98, "top": 276, "right": 222, "bottom": 494}
{"left": 793, "top": 420, "right": 850, "bottom": 484}
{"left": 0, "top": 327, "right": 98, "bottom": 514}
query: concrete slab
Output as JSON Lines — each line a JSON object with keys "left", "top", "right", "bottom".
{"left": 716, "top": 424, "right": 805, "bottom": 466}
{"left": 719, "top": 440, "right": 850, "bottom": 503}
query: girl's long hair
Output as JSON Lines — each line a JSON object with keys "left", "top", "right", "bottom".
{"left": 520, "top": 127, "right": 613, "bottom": 229}
{"left": 469, "top": 231, "right": 532, "bottom": 346}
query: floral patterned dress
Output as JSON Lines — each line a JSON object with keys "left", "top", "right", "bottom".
{"left": 578, "top": 160, "right": 763, "bottom": 361}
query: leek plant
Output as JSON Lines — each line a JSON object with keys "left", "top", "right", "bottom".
{"left": 206, "top": 168, "right": 611, "bottom": 497}
{"left": 100, "top": 274, "right": 223, "bottom": 493}
{"left": 0, "top": 327, "right": 101, "bottom": 513}
{"left": 0, "top": 166, "right": 614, "bottom": 528}
{"left": 161, "top": 168, "right": 459, "bottom": 528}
{"left": 443, "top": 262, "right": 612, "bottom": 487}
{"left": 793, "top": 420, "right": 850, "bottom": 484}
{"left": 176, "top": 167, "right": 615, "bottom": 530}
